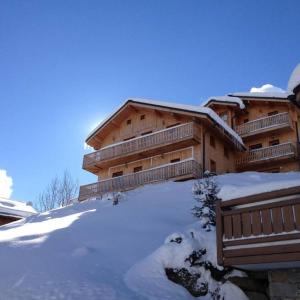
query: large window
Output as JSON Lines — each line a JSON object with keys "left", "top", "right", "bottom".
{"left": 112, "top": 171, "right": 123, "bottom": 178}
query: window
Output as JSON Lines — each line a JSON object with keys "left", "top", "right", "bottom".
{"left": 112, "top": 171, "right": 123, "bottom": 178}
{"left": 249, "top": 143, "right": 262, "bottom": 150}
{"left": 210, "top": 160, "right": 216, "bottom": 173}
{"left": 140, "top": 114, "right": 145, "bottom": 120}
{"left": 126, "top": 119, "right": 132, "bottom": 125}
{"left": 219, "top": 112, "right": 228, "bottom": 122}
{"left": 123, "top": 136, "right": 135, "bottom": 141}
{"left": 166, "top": 123, "right": 181, "bottom": 128}
{"left": 268, "top": 111, "right": 279, "bottom": 116}
{"left": 243, "top": 119, "right": 249, "bottom": 123}
{"left": 170, "top": 158, "right": 180, "bottom": 163}
{"left": 141, "top": 131, "right": 152, "bottom": 136}
{"left": 210, "top": 135, "right": 216, "bottom": 148}
{"left": 224, "top": 146, "right": 229, "bottom": 158}
{"left": 269, "top": 139, "right": 280, "bottom": 146}
{"left": 133, "top": 166, "right": 143, "bottom": 173}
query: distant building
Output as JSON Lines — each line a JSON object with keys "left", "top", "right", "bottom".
{"left": 0, "top": 197, "right": 37, "bottom": 226}
{"left": 79, "top": 64, "right": 300, "bottom": 202}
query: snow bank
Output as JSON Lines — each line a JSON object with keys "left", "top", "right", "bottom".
{"left": 0, "top": 197, "right": 36, "bottom": 218}
{"left": 287, "top": 64, "right": 300, "bottom": 93}
{"left": 202, "top": 96, "right": 245, "bottom": 109}
{"left": 0, "top": 172, "right": 299, "bottom": 299}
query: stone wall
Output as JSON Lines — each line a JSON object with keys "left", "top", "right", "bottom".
{"left": 269, "top": 268, "right": 300, "bottom": 300}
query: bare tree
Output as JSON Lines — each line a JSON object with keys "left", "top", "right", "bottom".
{"left": 36, "top": 170, "right": 78, "bottom": 212}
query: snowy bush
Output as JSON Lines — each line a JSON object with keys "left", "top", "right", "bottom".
{"left": 192, "top": 171, "right": 220, "bottom": 231}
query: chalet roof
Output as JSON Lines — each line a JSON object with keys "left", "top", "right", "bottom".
{"left": 202, "top": 96, "right": 245, "bottom": 109}
{"left": 86, "top": 98, "right": 245, "bottom": 149}
{"left": 0, "top": 197, "right": 37, "bottom": 219}
{"left": 287, "top": 64, "right": 300, "bottom": 94}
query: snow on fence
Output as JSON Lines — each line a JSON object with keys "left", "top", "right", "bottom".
{"left": 216, "top": 186, "right": 300, "bottom": 266}
{"left": 236, "top": 142, "right": 296, "bottom": 167}
{"left": 83, "top": 122, "right": 201, "bottom": 168}
{"left": 79, "top": 159, "right": 202, "bottom": 201}
{"left": 235, "top": 112, "right": 292, "bottom": 137}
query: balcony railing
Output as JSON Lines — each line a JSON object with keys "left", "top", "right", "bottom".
{"left": 83, "top": 122, "right": 201, "bottom": 170}
{"left": 216, "top": 186, "right": 300, "bottom": 266}
{"left": 236, "top": 142, "right": 296, "bottom": 167}
{"left": 79, "top": 159, "right": 202, "bottom": 201}
{"left": 235, "top": 112, "right": 292, "bottom": 137}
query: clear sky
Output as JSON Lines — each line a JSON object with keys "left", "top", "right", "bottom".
{"left": 1, "top": 0, "right": 300, "bottom": 204}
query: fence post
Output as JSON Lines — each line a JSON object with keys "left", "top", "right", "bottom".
{"left": 216, "top": 199, "right": 223, "bottom": 266}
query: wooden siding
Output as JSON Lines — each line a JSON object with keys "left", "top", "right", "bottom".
{"left": 216, "top": 186, "right": 300, "bottom": 267}
{"left": 79, "top": 159, "right": 202, "bottom": 201}
{"left": 0, "top": 215, "right": 20, "bottom": 226}
{"left": 83, "top": 122, "right": 201, "bottom": 173}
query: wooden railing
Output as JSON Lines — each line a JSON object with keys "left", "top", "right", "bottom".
{"left": 79, "top": 159, "right": 202, "bottom": 201}
{"left": 216, "top": 186, "right": 300, "bottom": 266}
{"left": 235, "top": 112, "right": 292, "bottom": 137}
{"left": 83, "top": 122, "right": 200, "bottom": 169}
{"left": 236, "top": 142, "right": 296, "bottom": 167}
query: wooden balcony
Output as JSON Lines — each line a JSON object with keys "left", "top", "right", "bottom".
{"left": 79, "top": 159, "right": 202, "bottom": 201}
{"left": 235, "top": 112, "right": 293, "bottom": 138}
{"left": 216, "top": 186, "right": 300, "bottom": 267}
{"left": 83, "top": 122, "right": 201, "bottom": 173}
{"left": 236, "top": 142, "right": 297, "bottom": 169}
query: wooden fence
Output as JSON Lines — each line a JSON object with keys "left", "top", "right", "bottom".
{"left": 79, "top": 159, "right": 202, "bottom": 201}
{"left": 216, "top": 186, "right": 300, "bottom": 266}
{"left": 235, "top": 112, "right": 292, "bottom": 137}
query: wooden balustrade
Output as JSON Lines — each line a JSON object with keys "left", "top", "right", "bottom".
{"left": 216, "top": 186, "right": 300, "bottom": 266}
{"left": 236, "top": 142, "right": 296, "bottom": 167}
{"left": 79, "top": 159, "right": 202, "bottom": 201}
{"left": 83, "top": 122, "right": 201, "bottom": 171}
{"left": 235, "top": 112, "right": 292, "bottom": 137}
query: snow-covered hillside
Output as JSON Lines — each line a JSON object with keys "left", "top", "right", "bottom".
{"left": 0, "top": 172, "right": 300, "bottom": 300}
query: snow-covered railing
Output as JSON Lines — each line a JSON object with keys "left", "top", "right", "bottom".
{"left": 236, "top": 142, "right": 296, "bottom": 167}
{"left": 79, "top": 159, "right": 202, "bottom": 201}
{"left": 216, "top": 186, "right": 300, "bottom": 266}
{"left": 83, "top": 122, "right": 201, "bottom": 170}
{"left": 235, "top": 112, "right": 292, "bottom": 137}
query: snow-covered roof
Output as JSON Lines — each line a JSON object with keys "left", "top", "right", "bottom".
{"left": 230, "top": 84, "right": 289, "bottom": 99}
{"left": 287, "top": 64, "right": 300, "bottom": 93}
{"left": 0, "top": 197, "right": 37, "bottom": 218}
{"left": 201, "top": 96, "right": 245, "bottom": 109}
{"left": 86, "top": 98, "right": 244, "bottom": 149}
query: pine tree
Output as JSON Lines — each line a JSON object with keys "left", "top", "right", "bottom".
{"left": 192, "top": 171, "right": 220, "bottom": 231}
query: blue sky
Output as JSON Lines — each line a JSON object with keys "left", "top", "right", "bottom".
{"left": 0, "top": 0, "right": 300, "bottom": 203}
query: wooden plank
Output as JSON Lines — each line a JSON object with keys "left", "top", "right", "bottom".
{"left": 220, "top": 186, "right": 300, "bottom": 208}
{"left": 272, "top": 207, "right": 284, "bottom": 234}
{"left": 251, "top": 210, "right": 262, "bottom": 236}
{"left": 223, "top": 215, "right": 233, "bottom": 239}
{"left": 232, "top": 214, "right": 242, "bottom": 238}
{"left": 282, "top": 205, "right": 295, "bottom": 232}
{"left": 224, "top": 243, "right": 300, "bottom": 258}
{"left": 223, "top": 232, "right": 300, "bottom": 247}
{"left": 215, "top": 201, "right": 223, "bottom": 266}
{"left": 261, "top": 209, "right": 273, "bottom": 235}
{"left": 224, "top": 252, "right": 300, "bottom": 266}
{"left": 241, "top": 212, "right": 252, "bottom": 237}
{"left": 294, "top": 204, "right": 300, "bottom": 230}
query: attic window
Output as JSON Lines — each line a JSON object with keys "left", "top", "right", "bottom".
{"left": 127, "top": 119, "right": 132, "bottom": 125}
{"left": 140, "top": 114, "right": 145, "bottom": 120}
{"left": 170, "top": 158, "right": 180, "bottom": 163}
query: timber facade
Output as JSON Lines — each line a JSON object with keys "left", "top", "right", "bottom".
{"left": 80, "top": 93, "right": 300, "bottom": 202}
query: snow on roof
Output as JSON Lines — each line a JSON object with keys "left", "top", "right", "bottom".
{"left": 230, "top": 84, "right": 289, "bottom": 99}
{"left": 0, "top": 197, "right": 37, "bottom": 218}
{"left": 87, "top": 98, "right": 244, "bottom": 148}
{"left": 201, "top": 95, "right": 245, "bottom": 109}
{"left": 287, "top": 64, "right": 300, "bottom": 93}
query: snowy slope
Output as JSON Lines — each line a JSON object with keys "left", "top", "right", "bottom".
{"left": 0, "top": 172, "right": 300, "bottom": 299}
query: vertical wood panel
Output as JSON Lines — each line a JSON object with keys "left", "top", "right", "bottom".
{"left": 261, "top": 209, "right": 273, "bottom": 234}
{"left": 282, "top": 205, "right": 295, "bottom": 232}
{"left": 232, "top": 214, "right": 242, "bottom": 238}
{"left": 252, "top": 210, "right": 262, "bottom": 235}
{"left": 272, "top": 207, "right": 284, "bottom": 233}
{"left": 241, "top": 213, "right": 252, "bottom": 237}
{"left": 223, "top": 216, "right": 233, "bottom": 239}
{"left": 294, "top": 204, "right": 300, "bottom": 230}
